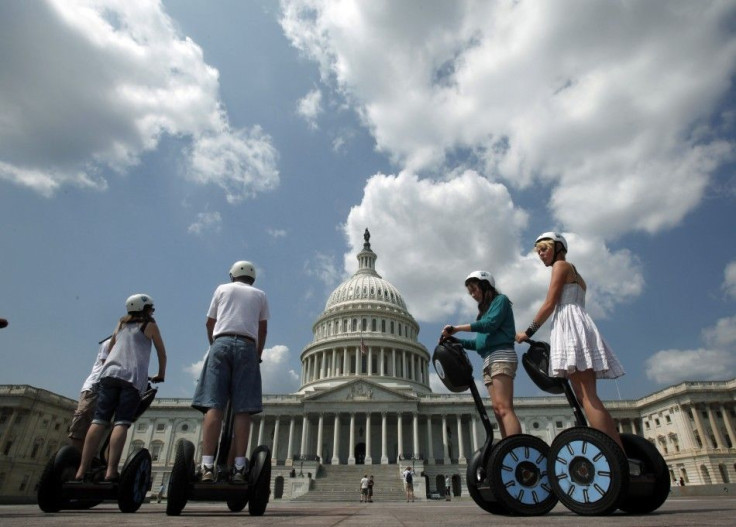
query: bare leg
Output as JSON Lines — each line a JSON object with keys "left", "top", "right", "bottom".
{"left": 569, "top": 369, "right": 624, "bottom": 451}
{"left": 105, "top": 424, "right": 129, "bottom": 479}
{"left": 233, "top": 412, "right": 252, "bottom": 461}
{"left": 488, "top": 374, "right": 521, "bottom": 438}
{"left": 75, "top": 423, "right": 107, "bottom": 480}
{"left": 201, "top": 408, "right": 224, "bottom": 458}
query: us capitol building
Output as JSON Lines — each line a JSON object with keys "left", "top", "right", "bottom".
{"left": 1, "top": 232, "right": 735, "bottom": 502}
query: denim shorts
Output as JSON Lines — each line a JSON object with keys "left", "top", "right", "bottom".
{"left": 92, "top": 377, "right": 141, "bottom": 427}
{"left": 191, "top": 336, "right": 262, "bottom": 415}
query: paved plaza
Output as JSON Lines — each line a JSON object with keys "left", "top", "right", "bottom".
{"left": 2, "top": 496, "right": 736, "bottom": 526}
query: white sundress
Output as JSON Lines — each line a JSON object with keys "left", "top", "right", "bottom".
{"left": 549, "top": 281, "right": 625, "bottom": 380}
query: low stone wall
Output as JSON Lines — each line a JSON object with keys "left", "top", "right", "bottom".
{"left": 668, "top": 483, "right": 736, "bottom": 497}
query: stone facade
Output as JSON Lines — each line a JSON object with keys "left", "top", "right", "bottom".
{"left": 0, "top": 385, "right": 76, "bottom": 503}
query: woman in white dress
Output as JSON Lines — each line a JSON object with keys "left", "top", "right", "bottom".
{"left": 515, "top": 232, "right": 625, "bottom": 451}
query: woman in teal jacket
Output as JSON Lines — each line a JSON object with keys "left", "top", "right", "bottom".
{"left": 442, "top": 271, "right": 521, "bottom": 438}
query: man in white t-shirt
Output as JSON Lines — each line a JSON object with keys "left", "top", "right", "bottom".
{"left": 192, "top": 261, "right": 269, "bottom": 484}
{"left": 360, "top": 474, "right": 369, "bottom": 502}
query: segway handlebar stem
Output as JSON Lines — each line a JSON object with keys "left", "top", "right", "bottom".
{"left": 468, "top": 380, "right": 494, "bottom": 439}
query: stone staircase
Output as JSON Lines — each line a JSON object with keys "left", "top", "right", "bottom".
{"left": 291, "top": 464, "right": 409, "bottom": 502}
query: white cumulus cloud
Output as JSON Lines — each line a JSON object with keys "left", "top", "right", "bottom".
{"left": 646, "top": 314, "right": 736, "bottom": 385}
{"left": 0, "top": 0, "right": 279, "bottom": 199}
{"left": 188, "top": 211, "right": 222, "bottom": 236}
{"left": 296, "top": 88, "right": 323, "bottom": 130}
{"left": 281, "top": 0, "right": 736, "bottom": 239}
{"left": 723, "top": 261, "right": 736, "bottom": 300}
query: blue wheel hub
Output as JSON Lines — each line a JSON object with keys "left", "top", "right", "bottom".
{"left": 499, "top": 445, "right": 552, "bottom": 504}
{"left": 554, "top": 440, "right": 611, "bottom": 503}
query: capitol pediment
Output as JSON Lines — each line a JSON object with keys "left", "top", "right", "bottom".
{"left": 303, "top": 379, "right": 417, "bottom": 403}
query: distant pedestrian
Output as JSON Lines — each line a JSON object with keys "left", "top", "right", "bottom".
{"left": 679, "top": 477, "right": 685, "bottom": 487}
{"left": 445, "top": 474, "right": 451, "bottom": 501}
{"left": 360, "top": 474, "right": 369, "bottom": 502}
{"left": 402, "top": 466, "right": 415, "bottom": 502}
{"left": 156, "top": 483, "right": 165, "bottom": 503}
{"left": 368, "top": 475, "right": 374, "bottom": 502}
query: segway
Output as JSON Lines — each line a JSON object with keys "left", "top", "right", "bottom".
{"left": 432, "top": 338, "right": 557, "bottom": 516}
{"left": 165, "top": 402, "right": 272, "bottom": 516}
{"left": 522, "top": 341, "right": 670, "bottom": 515}
{"left": 38, "top": 383, "right": 158, "bottom": 513}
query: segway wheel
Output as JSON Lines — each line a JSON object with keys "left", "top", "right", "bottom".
{"left": 37, "top": 446, "right": 81, "bottom": 512}
{"left": 166, "top": 440, "right": 195, "bottom": 516}
{"left": 247, "top": 445, "right": 272, "bottom": 516}
{"left": 549, "top": 427, "right": 628, "bottom": 516}
{"left": 118, "top": 448, "right": 152, "bottom": 513}
{"left": 617, "top": 433, "right": 670, "bottom": 514}
{"left": 487, "top": 434, "right": 557, "bottom": 516}
{"left": 227, "top": 494, "right": 248, "bottom": 513}
{"left": 466, "top": 449, "right": 509, "bottom": 515}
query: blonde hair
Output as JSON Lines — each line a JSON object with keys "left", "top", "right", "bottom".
{"left": 534, "top": 239, "right": 555, "bottom": 252}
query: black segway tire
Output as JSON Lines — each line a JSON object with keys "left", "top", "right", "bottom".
{"left": 247, "top": 445, "right": 272, "bottom": 516}
{"left": 166, "top": 440, "right": 195, "bottom": 516}
{"left": 549, "top": 427, "right": 629, "bottom": 516}
{"left": 37, "top": 454, "right": 64, "bottom": 512}
{"left": 617, "top": 433, "right": 670, "bottom": 514}
{"left": 466, "top": 449, "right": 509, "bottom": 515}
{"left": 488, "top": 434, "right": 557, "bottom": 516}
{"left": 227, "top": 494, "right": 248, "bottom": 513}
{"left": 37, "top": 446, "right": 82, "bottom": 512}
{"left": 118, "top": 448, "right": 152, "bottom": 513}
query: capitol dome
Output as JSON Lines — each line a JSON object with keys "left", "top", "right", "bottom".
{"left": 298, "top": 230, "right": 431, "bottom": 395}
{"left": 325, "top": 258, "right": 407, "bottom": 311}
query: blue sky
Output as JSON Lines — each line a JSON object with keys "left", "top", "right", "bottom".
{"left": 1, "top": 0, "right": 735, "bottom": 403}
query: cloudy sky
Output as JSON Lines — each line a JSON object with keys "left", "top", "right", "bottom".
{"left": 1, "top": 0, "right": 735, "bottom": 404}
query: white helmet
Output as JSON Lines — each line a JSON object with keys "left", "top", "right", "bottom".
{"left": 126, "top": 293, "right": 154, "bottom": 313}
{"left": 535, "top": 232, "right": 568, "bottom": 252}
{"left": 465, "top": 270, "right": 495, "bottom": 288}
{"left": 229, "top": 260, "right": 256, "bottom": 281}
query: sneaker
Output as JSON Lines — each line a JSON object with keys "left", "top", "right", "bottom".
{"left": 231, "top": 461, "right": 248, "bottom": 484}
{"left": 200, "top": 464, "right": 215, "bottom": 483}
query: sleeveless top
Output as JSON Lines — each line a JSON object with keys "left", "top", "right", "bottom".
{"left": 548, "top": 265, "right": 625, "bottom": 379}
{"left": 100, "top": 322, "right": 153, "bottom": 394}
